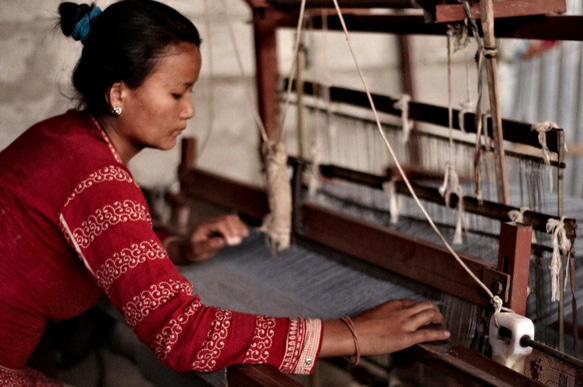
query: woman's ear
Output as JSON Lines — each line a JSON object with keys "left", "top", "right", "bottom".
{"left": 107, "top": 81, "right": 124, "bottom": 111}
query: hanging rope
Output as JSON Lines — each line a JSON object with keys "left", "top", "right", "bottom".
{"left": 441, "top": 26, "right": 467, "bottom": 245}
{"left": 393, "top": 94, "right": 413, "bottom": 144}
{"left": 546, "top": 217, "right": 571, "bottom": 302}
{"left": 329, "top": 0, "right": 511, "bottom": 321}
{"left": 220, "top": 0, "right": 309, "bottom": 252}
{"left": 439, "top": 163, "right": 468, "bottom": 245}
{"left": 383, "top": 181, "right": 401, "bottom": 224}
{"left": 530, "top": 120, "right": 565, "bottom": 194}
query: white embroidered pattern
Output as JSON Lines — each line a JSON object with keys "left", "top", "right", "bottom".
{"left": 123, "top": 279, "right": 193, "bottom": 327}
{"left": 192, "top": 309, "right": 233, "bottom": 371}
{"left": 0, "top": 365, "right": 62, "bottom": 387}
{"left": 95, "top": 240, "right": 166, "bottom": 291}
{"left": 72, "top": 200, "right": 151, "bottom": 249}
{"left": 280, "top": 318, "right": 306, "bottom": 373}
{"left": 91, "top": 115, "right": 123, "bottom": 164}
{"left": 243, "top": 316, "right": 276, "bottom": 364}
{"left": 63, "top": 165, "right": 134, "bottom": 207}
{"left": 153, "top": 299, "right": 204, "bottom": 362}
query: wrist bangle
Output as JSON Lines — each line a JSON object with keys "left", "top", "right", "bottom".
{"left": 340, "top": 316, "right": 360, "bottom": 367}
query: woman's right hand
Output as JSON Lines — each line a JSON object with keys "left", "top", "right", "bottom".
{"left": 320, "top": 299, "right": 450, "bottom": 358}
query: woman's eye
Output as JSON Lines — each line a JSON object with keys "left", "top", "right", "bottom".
{"left": 172, "top": 93, "right": 183, "bottom": 99}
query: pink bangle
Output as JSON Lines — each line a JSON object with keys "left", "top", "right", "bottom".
{"left": 340, "top": 316, "right": 360, "bottom": 367}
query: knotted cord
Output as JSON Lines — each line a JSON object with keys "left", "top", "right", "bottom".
{"left": 546, "top": 217, "right": 571, "bottom": 302}
{"left": 530, "top": 120, "right": 564, "bottom": 194}
{"left": 393, "top": 94, "right": 412, "bottom": 144}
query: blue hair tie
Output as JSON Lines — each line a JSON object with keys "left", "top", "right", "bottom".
{"left": 72, "top": 6, "right": 102, "bottom": 44}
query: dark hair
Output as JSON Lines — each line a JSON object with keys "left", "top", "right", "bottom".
{"left": 59, "top": 0, "right": 201, "bottom": 115}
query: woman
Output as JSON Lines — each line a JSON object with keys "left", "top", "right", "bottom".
{"left": 0, "top": 0, "right": 449, "bottom": 384}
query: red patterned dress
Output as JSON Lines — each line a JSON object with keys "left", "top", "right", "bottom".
{"left": 0, "top": 110, "right": 322, "bottom": 385}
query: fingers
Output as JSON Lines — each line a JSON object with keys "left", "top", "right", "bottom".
{"left": 193, "top": 214, "right": 248, "bottom": 246}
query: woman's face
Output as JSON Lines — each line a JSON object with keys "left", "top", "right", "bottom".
{"left": 105, "top": 42, "right": 201, "bottom": 162}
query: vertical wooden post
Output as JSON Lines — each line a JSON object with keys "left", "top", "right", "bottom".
{"left": 252, "top": 7, "right": 281, "bottom": 142}
{"left": 497, "top": 222, "right": 532, "bottom": 316}
{"left": 479, "top": 0, "right": 509, "bottom": 205}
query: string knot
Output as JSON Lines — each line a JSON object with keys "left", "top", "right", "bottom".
{"left": 508, "top": 207, "right": 537, "bottom": 243}
{"left": 546, "top": 217, "right": 571, "bottom": 302}
{"left": 531, "top": 121, "right": 561, "bottom": 193}
{"left": 490, "top": 295, "right": 504, "bottom": 327}
{"left": 439, "top": 163, "right": 467, "bottom": 244}
{"left": 483, "top": 46, "right": 498, "bottom": 58}
{"left": 393, "top": 94, "right": 413, "bottom": 144}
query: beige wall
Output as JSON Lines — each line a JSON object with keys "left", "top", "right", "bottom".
{"left": 0, "top": 1, "right": 478, "bottom": 190}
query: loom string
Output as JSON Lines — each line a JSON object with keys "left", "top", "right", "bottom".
{"left": 220, "top": 0, "right": 308, "bottom": 252}
{"left": 329, "top": 0, "right": 510, "bottom": 319}
{"left": 458, "top": 19, "right": 473, "bottom": 134}
{"left": 196, "top": 0, "right": 216, "bottom": 158}
{"left": 547, "top": 217, "right": 571, "bottom": 302}
{"left": 220, "top": 0, "right": 269, "bottom": 144}
{"left": 440, "top": 26, "right": 467, "bottom": 245}
{"left": 461, "top": 1, "right": 486, "bottom": 201}
{"left": 277, "top": 0, "right": 309, "bottom": 144}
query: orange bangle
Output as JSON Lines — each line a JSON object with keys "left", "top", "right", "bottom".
{"left": 340, "top": 316, "right": 360, "bottom": 366}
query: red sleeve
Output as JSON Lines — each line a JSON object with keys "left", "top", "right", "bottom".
{"left": 58, "top": 164, "right": 321, "bottom": 373}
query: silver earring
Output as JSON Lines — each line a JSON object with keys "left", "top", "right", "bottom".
{"left": 112, "top": 107, "right": 122, "bottom": 116}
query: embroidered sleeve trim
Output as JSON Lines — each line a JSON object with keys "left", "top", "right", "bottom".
{"left": 95, "top": 240, "right": 167, "bottom": 291}
{"left": 293, "top": 319, "right": 322, "bottom": 374}
{"left": 243, "top": 315, "right": 276, "bottom": 364}
{"left": 123, "top": 279, "right": 193, "bottom": 327}
{"left": 191, "top": 309, "right": 233, "bottom": 372}
{"left": 63, "top": 165, "right": 134, "bottom": 208}
{"left": 71, "top": 199, "right": 151, "bottom": 249}
{"left": 279, "top": 318, "right": 322, "bottom": 374}
{"left": 153, "top": 299, "right": 203, "bottom": 362}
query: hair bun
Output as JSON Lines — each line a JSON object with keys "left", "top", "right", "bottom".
{"left": 59, "top": 2, "right": 101, "bottom": 43}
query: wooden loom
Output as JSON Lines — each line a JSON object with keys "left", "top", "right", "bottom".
{"left": 169, "top": 0, "right": 583, "bottom": 385}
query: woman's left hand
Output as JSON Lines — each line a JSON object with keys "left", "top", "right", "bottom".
{"left": 180, "top": 214, "right": 249, "bottom": 263}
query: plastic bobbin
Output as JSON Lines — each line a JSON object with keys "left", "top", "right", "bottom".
{"left": 489, "top": 312, "right": 534, "bottom": 374}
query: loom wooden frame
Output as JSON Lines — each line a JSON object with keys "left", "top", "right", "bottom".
{"left": 176, "top": 1, "right": 580, "bottom": 384}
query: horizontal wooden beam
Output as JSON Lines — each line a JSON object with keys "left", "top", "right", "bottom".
{"left": 301, "top": 202, "right": 511, "bottom": 308}
{"left": 292, "top": 80, "right": 565, "bottom": 156}
{"left": 431, "top": 0, "right": 566, "bottom": 23}
{"left": 312, "top": 161, "right": 577, "bottom": 239}
{"left": 180, "top": 169, "right": 269, "bottom": 221}
{"left": 278, "top": 13, "right": 583, "bottom": 42}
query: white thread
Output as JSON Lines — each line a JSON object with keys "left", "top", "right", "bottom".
{"left": 531, "top": 121, "right": 560, "bottom": 194}
{"left": 439, "top": 163, "right": 467, "bottom": 245}
{"left": 329, "top": 0, "right": 509, "bottom": 315}
{"left": 383, "top": 181, "right": 401, "bottom": 224}
{"left": 546, "top": 217, "right": 571, "bottom": 302}
{"left": 507, "top": 207, "right": 537, "bottom": 243}
{"left": 393, "top": 94, "right": 413, "bottom": 144}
